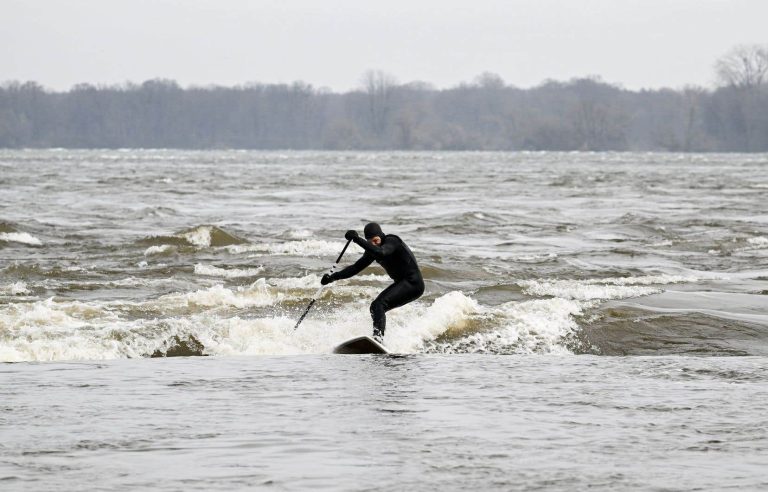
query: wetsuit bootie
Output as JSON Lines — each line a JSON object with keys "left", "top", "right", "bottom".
{"left": 372, "top": 328, "right": 384, "bottom": 344}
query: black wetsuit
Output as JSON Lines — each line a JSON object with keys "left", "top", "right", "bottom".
{"left": 331, "top": 234, "right": 424, "bottom": 338}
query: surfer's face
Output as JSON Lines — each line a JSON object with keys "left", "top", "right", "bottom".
{"left": 370, "top": 236, "right": 382, "bottom": 246}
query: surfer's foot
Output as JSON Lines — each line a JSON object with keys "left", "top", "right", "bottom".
{"left": 372, "top": 329, "right": 384, "bottom": 344}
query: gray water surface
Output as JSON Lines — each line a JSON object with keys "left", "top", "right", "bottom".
{"left": 3, "top": 355, "right": 768, "bottom": 491}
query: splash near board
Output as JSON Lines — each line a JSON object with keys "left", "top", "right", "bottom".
{"left": 333, "top": 336, "right": 389, "bottom": 354}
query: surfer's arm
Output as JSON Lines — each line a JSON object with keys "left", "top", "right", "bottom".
{"left": 351, "top": 236, "right": 398, "bottom": 260}
{"left": 331, "top": 253, "right": 375, "bottom": 280}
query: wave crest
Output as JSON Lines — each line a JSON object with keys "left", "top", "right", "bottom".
{"left": 194, "top": 263, "right": 265, "bottom": 278}
{"left": 518, "top": 275, "right": 697, "bottom": 301}
{"left": 139, "top": 225, "right": 246, "bottom": 249}
{"left": 225, "top": 239, "right": 356, "bottom": 257}
{"left": 0, "top": 232, "right": 43, "bottom": 246}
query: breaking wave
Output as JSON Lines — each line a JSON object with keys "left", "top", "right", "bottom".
{"left": 193, "top": 263, "right": 265, "bottom": 278}
{"left": 154, "top": 279, "right": 285, "bottom": 311}
{"left": 137, "top": 229, "right": 354, "bottom": 259}
{"left": 743, "top": 236, "right": 768, "bottom": 250}
{"left": 138, "top": 225, "right": 246, "bottom": 249}
{"left": 144, "top": 244, "right": 175, "bottom": 256}
{"left": 0, "top": 269, "right": 578, "bottom": 361}
{"left": 1, "top": 267, "right": 760, "bottom": 362}
{"left": 225, "top": 239, "right": 356, "bottom": 257}
{"left": 517, "top": 275, "right": 697, "bottom": 301}
{"left": 0, "top": 281, "right": 30, "bottom": 295}
{"left": 426, "top": 297, "right": 584, "bottom": 355}
{"left": 0, "top": 284, "right": 595, "bottom": 361}
{"left": 0, "top": 232, "right": 43, "bottom": 246}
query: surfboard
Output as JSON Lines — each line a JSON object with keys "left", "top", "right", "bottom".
{"left": 333, "top": 335, "right": 389, "bottom": 354}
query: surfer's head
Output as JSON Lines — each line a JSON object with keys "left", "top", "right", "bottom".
{"left": 364, "top": 222, "right": 384, "bottom": 246}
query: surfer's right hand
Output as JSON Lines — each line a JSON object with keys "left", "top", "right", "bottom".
{"left": 321, "top": 273, "right": 334, "bottom": 285}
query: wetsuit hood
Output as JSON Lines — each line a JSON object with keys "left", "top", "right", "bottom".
{"left": 364, "top": 222, "right": 384, "bottom": 240}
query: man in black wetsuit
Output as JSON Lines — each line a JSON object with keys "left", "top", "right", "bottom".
{"left": 321, "top": 222, "right": 424, "bottom": 343}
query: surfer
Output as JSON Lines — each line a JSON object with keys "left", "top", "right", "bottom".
{"left": 321, "top": 222, "right": 424, "bottom": 343}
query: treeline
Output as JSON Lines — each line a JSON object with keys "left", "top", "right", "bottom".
{"left": 1, "top": 49, "right": 767, "bottom": 151}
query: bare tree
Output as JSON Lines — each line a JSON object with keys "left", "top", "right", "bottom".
{"left": 681, "top": 86, "right": 705, "bottom": 152}
{"left": 473, "top": 72, "right": 505, "bottom": 89}
{"left": 715, "top": 44, "right": 768, "bottom": 89}
{"left": 714, "top": 45, "right": 768, "bottom": 151}
{"left": 362, "top": 70, "right": 397, "bottom": 139}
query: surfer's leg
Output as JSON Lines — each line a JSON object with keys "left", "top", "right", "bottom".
{"left": 370, "top": 283, "right": 398, "bottom": 341}
{"left": 370, "top": 280, "right": 425, "bottom": 341}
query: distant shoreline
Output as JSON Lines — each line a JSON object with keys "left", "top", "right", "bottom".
{"left": 1, "top": 75, "right": 766, "bottom": 152}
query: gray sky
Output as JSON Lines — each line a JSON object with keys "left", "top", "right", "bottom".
{"left": 2, "top": 0, "right": 767, "bottom": 92}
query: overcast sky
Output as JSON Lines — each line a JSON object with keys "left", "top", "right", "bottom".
{"left": 2, "top": 0, "right": 767, "bottom": 92}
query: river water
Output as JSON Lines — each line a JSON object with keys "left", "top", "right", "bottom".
{"left": 1, "top": 150, "right": 767, "bottom": 490}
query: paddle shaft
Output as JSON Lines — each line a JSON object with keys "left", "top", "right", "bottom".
{"left": 293, "top": 239, "right": 352, "bottom": 330}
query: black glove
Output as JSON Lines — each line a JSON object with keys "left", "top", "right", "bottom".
{"left": 345, "top": 230, "right": 359, "bottom": 241}
{"left": 321, "top": 273, "right": 335, "bottom": 285}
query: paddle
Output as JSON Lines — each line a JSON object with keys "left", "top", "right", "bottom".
{"left": 293, "top": 239, "right": 352, "bottom": 330}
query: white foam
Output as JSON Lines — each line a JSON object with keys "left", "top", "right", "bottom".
{"left": 194, "top": 263, "right": 264, "bottom": 278}
{"left": 77, "top": 277, "right": 175, "bottom": 289}
{"left": 432, "top": 298, "right": 585, "bottom": 355}
{"left": 0, "top": 297, "right": 199, "bottom": 362}
{"left": 225, "top": 239, "right": 359, "bottom": 257}
{"left": 0, "top": 281, "right": 30, "bottom": 295}
{"left": 49, "top": 277, "right": 149, "bottom": 289}
{"left": 1, "top": 298, "right": 110, "bottom": 334}
{"left": 201, "top": 316, "right": 315, "bottom": 356}
{"left": 521, "top": 281, "right": 659, "bottom": 301}
{"left": 144, "top": 244, "right": 174, "bottom": 256}
{"left": 0, "top": 286, "right": 444, "bottom": 361}
{"left": 747, "top": 236, "right": 768, "bottom": 248}
{"left": 267, "top": 273, "right": 389, "bottom": 291}
{"left": 0, "top": 278, "right": 603, "bottom": 362}
{"left": 496, "top": 298, "right": 584, "bottom": 354}
{"left": 351, "top": 274, "right": 391, "bottom": 282}
{"left": 267, "top": 274, "right": 321, "bottom": 290}
{"left": 287, "top": 229, "right": 313, "bottom": 239}
{"left": 0, "top": 334, "right": 129, "bottom": 363}
{"left": 735, "top": 236, "right": 768, "bottom": 254}
{"left": 386, "top": 291, "right": 481, "bottom": 353}
{"left": 183, "top": 226, "right": 213, "bottom": 248}
{"left": 160, "top": 279, "right": 282, "bottom": 309}
{"left": 514, "top": 253, "right": 558, "bottom": 262}
{"left": 0, "top": 232, "right": 42, "bottom": 246}
{"left": 518, "top": 275, "right": 697, "bottom": 301}
{"left": 203, "top": 290, "right": 415, "bottom": 356}
{"left": 591, "top": 275, "right": 697, "bottom": 286}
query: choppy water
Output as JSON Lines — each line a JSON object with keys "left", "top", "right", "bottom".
{"left": 2, "top": 150, "right": 768, "bottom": 490}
